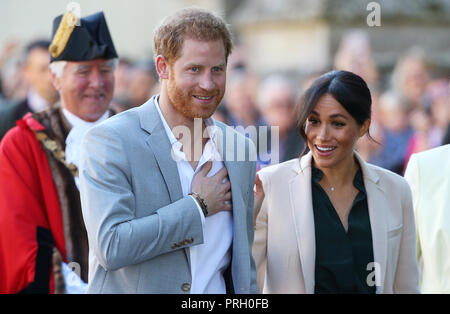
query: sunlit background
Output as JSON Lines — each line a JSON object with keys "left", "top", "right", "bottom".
{"left": 1, "top": 0, "right": 449, "bottom": 172}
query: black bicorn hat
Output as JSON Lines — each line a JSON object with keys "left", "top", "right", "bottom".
{"left": 49, "top": 11, "right": 118, "bottom": 62}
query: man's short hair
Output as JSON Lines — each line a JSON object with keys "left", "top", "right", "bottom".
{"left": 153, "top": 8, "right": 233, "bottom": 65}
{"left": 22, "top": 39, "right": 50, "bottom": 65}
{"left": 25, "top": 39, "right": 51, "bottom": 55}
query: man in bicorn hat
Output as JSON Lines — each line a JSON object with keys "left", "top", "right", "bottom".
{"left": 0, "top": 10, "right": 118, "bottom": 294}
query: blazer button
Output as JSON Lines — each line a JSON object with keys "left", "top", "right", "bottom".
{"left": 181, "top": 283, "right": 191, "bottom": 292}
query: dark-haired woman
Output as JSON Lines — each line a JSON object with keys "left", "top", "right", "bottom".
{"left": 252, "top": 70, "right": 419, "bottom": 294}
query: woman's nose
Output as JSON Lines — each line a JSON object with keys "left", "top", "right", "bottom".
{"left": 318, "top": 124, "right": 329, "bottom": 141}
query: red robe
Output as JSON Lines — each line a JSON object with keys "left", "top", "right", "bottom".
{"left": 0, "top": 114, "right": 67, "bottom": 293}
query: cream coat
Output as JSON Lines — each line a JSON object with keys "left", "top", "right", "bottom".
{"left": 404, "top": 144, "right": 450, "bottom": 293}
{"left": 253, "top": 151, "right": 419, "bottom": 294}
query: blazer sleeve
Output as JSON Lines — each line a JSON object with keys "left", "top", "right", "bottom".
{"left": 393, "top": 178, "right": 420, "bottom": 293}
{"left": 404, "top": 155, "right": 423, "bottom": 268}
{"left": 252, "top": 170, "right": 269, "bottom": 294}
{"left": 79, "top": 124, "right": 204, "bottom": 271}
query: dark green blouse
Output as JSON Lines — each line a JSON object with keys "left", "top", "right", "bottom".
{"left": 311, "top": 166, "right": 376, "bottom": 294}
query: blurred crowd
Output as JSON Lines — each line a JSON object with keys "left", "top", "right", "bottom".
{"left": 1, "top": 29, "right": 449, "bottom": 174}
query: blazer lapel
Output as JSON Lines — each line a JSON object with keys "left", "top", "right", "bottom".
{"left": 140, "top": 97, "right": 183, "bottom": 203}
{"left": 355, "top": 152, "right": 388, "bottom": 294}
{"left": 145, "top": 130, "right": 183, "bottom": 202}
{"left": 225, "top": 161, "right": 244, "bottom": 219}
{"left": 215, "top": 122, "right": 242, "bottom": 209}
{"left": 224, "top": 157, "right": 245, "bottom": 281}
{"left": 290, "top": 153, "right": 316, "bottom": 294}
{"left": 217, "top": 122, "right": 245, "bottom": 244}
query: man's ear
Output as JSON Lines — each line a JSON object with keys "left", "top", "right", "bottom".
{"left": 155, "top": 55, "right": 169, "bottom": 80}
{"left": 50, "top": 70, "right": 62, "bottom": 91}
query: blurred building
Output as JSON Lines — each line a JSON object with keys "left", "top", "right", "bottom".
{"left": 0, "top": 0, "right": 223, "bottom": 64}
{"left": 229, "top": 0, "right": 450, "bottom": 84}
{"left": 1, "top": 0, "right": 449, "bottom": 86}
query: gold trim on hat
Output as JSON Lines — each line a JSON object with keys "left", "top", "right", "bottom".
{"left": 49, "top": 12, "right": 78, "bottom": 59}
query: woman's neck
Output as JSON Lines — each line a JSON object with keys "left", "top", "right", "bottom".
{"left": 314, "top": 154, "right": 359, "bottom": 188}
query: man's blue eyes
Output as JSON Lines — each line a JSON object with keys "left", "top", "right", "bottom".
{"left": 189, "top": 67, "right": 222, "bottom": 72}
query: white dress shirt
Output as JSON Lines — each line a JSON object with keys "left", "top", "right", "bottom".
{"left": 155, "top": 97, "right": 233, "bottom": 294}
{"left": 63, "top": 108, "right": 109, "bottom": 190}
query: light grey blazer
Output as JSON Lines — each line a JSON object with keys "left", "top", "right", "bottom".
{"left": 79, "top": 96, "right": 257, "bottom": 293}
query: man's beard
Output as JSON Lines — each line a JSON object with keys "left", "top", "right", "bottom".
{"left": 167, "top": 74, "right": 223, "bottom": 119}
